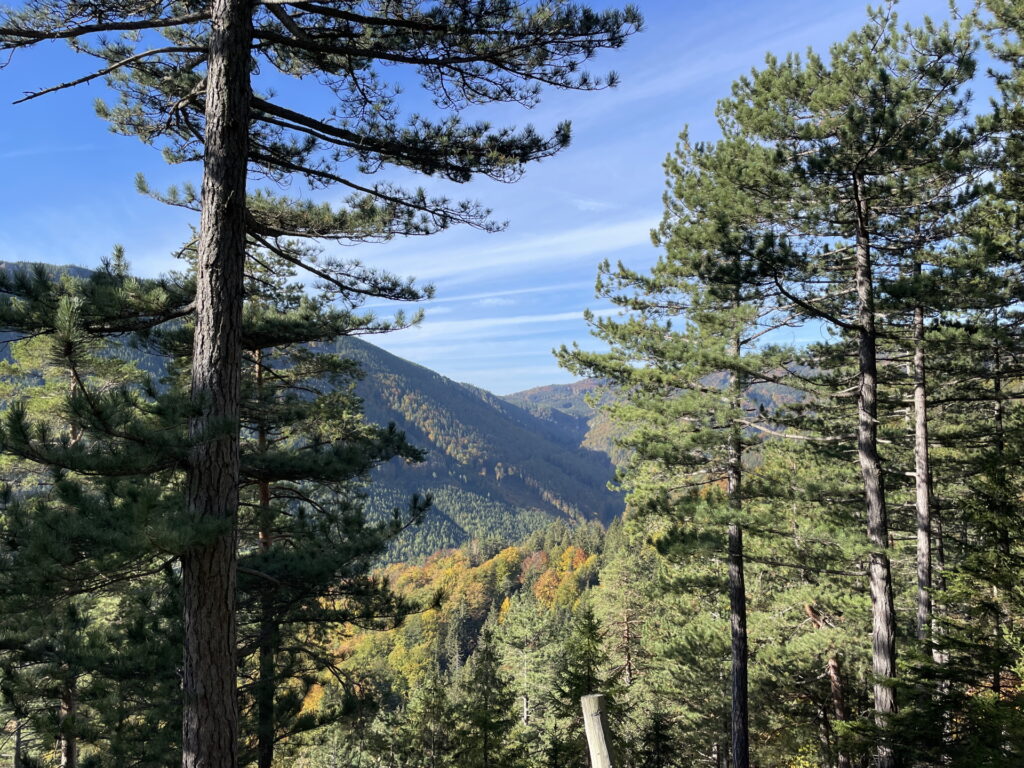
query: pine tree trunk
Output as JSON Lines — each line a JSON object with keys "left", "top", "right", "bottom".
{"left": 256, "top": 606, "right": 277, "bottom": 768}
{"left": 622, "top": 614, "right": 636, "bottom": 687}
{"left": 181, "top": 0, "right": 251, "bottom": 763}
{"left": 991, "top": 345, "right": 1008, "bottom": 698}
{"left": 853, "top": 174, "right": 897, "bottom": 768}
{"left": 932, "top": 506, "right": 947, "bottom": 666}
{"left": 59, "top": 680, "right": 76, "bottom": 768}
{"left": 13, "top": 720, "right": 22, "bottom": 768}
{"left": 728, "top": 523, "right": 749, "bottom": 768}
{"left": 828, "top": 655, "right": 851, "bottom": 768}
{"left": 912, "top": 292, "right": 932, "bottom": 644}
{"left": 727, "top": 333, "right": 749, "bottom": 768}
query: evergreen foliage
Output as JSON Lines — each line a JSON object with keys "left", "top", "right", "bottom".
{"left": 7, "top": 3, "right": 1024, "bottom": 768}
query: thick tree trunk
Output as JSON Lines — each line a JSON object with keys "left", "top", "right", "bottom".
{"left": 912, "top": 293, "right": 932, "bottom": 644}
{"left": 852, "top": 175, "right": 897, "bottom": 768}
{"left": 181, "top": 0, "right": 251, "bottom": 764}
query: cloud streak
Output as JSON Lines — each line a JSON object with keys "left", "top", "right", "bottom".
{"left": 384, "top": 307, "right": 617, "bottom": 343}
{"left": 380, "top": 218, "right": 656, "bottom": 285}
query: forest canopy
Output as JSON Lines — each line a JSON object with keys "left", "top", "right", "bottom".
{"left": 2, "top": 2, "right": 1024, "bottom": 768}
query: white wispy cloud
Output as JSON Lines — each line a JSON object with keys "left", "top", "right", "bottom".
{"left": 572, "top": 198, "right": 617, "bottom": 212}
{"left": 382, "top": 218, "right": 656, "bottom": 285}
{"left": 475, "top": 297, "right": 515, "bottom": 307}
{"left": 365, "top": 280, "right": 595, "bottom": 310}
{"left": 381, "top": 307, "right": 617, "bottom": 345}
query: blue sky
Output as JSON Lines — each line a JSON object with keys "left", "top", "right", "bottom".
{"left": 0, "top": 0, "right": 970, "bottom": 394}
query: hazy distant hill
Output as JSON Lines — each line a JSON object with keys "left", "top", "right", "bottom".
{"left": 320, "top": 339, "right": 623, "bottom": 560}
{"left": 504, "top": 373, "right": 805, "bottom": 473}
{"left": 0, "top": 261, "right": 94, "bottom": 280}
{"left": 503, "top": 379, "right": 629, "bottom": 465}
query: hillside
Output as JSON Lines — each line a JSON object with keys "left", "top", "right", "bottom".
{"left": 319, "top": 339, "right": 623, "bottom": 560}
{"left": 505, "top": 375, "right": 806, "bottom": 479}
{"left": 503, "top": 379, "right": 628, "bottom": 464}
{"left": 0, "top": 262, "right": 624, "bottom": 560}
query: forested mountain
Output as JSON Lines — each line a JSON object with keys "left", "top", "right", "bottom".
{"left": 504, "top": 376, "right": 803, "bottom": 466}
{"left": 7, "top": 3, "right": 1024, "bottom": 768}
{"left": 0, "top": 296, "right": 623, "bottom": 562}
{"left": 322, "top": 339, "right": 622, "bottom": 560}
{"left": 0, "top": 262, "right": 620, "bottom": 564}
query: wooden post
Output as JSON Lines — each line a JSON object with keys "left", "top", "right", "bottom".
{"left": 581, "top": 694, "right": 614, "bottom": 768}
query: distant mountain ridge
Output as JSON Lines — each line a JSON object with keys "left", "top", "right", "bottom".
{"left": 320, "top": 339, "right": 623, "bottom": 560}
{"left": 504, "top": 379, "right": 629, "bottom": 465}
{"left": 0, "top": 262, "right": 812, "bottom": 561}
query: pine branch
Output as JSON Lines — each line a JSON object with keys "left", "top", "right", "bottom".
{"left": 13, "top": 46, "right": 204, "bottom": 104}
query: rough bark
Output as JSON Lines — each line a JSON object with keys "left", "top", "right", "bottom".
{"left": 852, "top": 173, "right": 897, "bottom": 768}
{"left": 181, "top": 0, "right": 252, "bottom": 764}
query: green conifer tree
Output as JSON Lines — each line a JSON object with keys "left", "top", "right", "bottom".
{"left": 559, "top": 128, "right": 794, "bottom": 768}
{"left": 707, "top": 11, "right": 980, "bottom": 763}
{"left": 0, "top": 5, "right": 642, "bottom": 764}
{"left": 0, "top": 252, "right": 426, "bottom": 766}
{"left": 450, "top": 625, "right": 520, "bottom": 768}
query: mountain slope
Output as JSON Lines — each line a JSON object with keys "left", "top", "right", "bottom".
{"left": 320, "top": 339, "right": 623, "bottom": 560}
{"left": 504, "top": 379, "right": 629, "bottom": 464}
{"left": 505, "top": 375, "right": 806, "bottom": 472}
{"left": 0, "top": 260, "right": 624, "bottom": 560}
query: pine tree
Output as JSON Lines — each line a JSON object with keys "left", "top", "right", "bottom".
{"left": 0, "top": 263, "right": 187, "bottom": 766}
{"left": 559, "top": 127, "right": 795, "bottom": 767}
{"left": 543, "top": 602, "right": 613, "bottom": 768}
{"left": 0, "top": 253, "right": 426, "bottom": 765}
{"left": 707, "top": 10, "right": 980, "bottom": 763}
{"left": 0, "top": 5, "right": 641, "bottom": 764}
{"left": 450, "top": 625, "right": 520, "bottom": 768}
